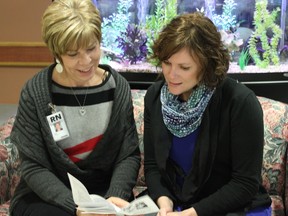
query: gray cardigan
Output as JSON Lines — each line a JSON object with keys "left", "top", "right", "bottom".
{"left": 9, "top": 64, "right": 140, "bottom": 215}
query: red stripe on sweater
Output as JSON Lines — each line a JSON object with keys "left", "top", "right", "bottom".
{"left": 69, "top": 155, "right": 81, "bottom": 163}
{"left": 64, "top": 135, "right": 103, "bottom": 162}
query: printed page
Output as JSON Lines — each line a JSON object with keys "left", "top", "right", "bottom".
{"left": 68, "top": 173, "right": 159, "bottom": 215}
{"left": 119, "top": 195, "right": 159, "bottom": 215}
{"left": 67, "top": 173, "right": 117, "bottom": 214}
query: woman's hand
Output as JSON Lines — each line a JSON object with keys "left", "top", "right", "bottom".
{"left": 107, "top": 196, "right": 129, "bottom": 208}
{"left": 76, "top": 208, "right": 115, "bottom": 216}
{"left": 157, "top": 207, "right": 172, "bottom": 216}
{"left": 156, "top": 196, "right": 173, "bottom": 216}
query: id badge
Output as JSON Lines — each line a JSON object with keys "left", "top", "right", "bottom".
{"left": 46, "top": 111, "right": 69, "bottom": 141}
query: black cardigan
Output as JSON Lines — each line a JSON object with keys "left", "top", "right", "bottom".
{"left": 144, "top": 77, "right": 271, "bottom": 216}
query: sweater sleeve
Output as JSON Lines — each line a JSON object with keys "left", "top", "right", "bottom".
{"left": 18, "top": 154, "right": 76, "bottom": 214}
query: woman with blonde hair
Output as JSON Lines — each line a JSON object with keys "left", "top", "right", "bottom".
{"left": 10, "top": 0, "right": 140, "bottom": 215}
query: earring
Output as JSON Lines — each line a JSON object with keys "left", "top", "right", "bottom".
{"left": 55, "top": 59, "right": 63, "bottom": 73}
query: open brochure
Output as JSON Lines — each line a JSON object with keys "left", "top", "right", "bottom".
{"left": 67, "top": 173, "right": 159, "bottom": 215}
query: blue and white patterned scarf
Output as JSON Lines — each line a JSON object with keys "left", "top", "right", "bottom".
{"left": 160, "top": 84, "right": 215, "bottom": 138}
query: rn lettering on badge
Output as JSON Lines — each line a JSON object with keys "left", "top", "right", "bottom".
{"left": 50, "top": 113, "right": 62, "bottom": 123}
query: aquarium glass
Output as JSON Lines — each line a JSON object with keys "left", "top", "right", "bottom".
{"left": 94, "top": 0, "right": 288, "bottom": 73}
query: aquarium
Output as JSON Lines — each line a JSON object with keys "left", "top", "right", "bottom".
{"left": 93, "top": 0, "right": 288, "bottom": 74}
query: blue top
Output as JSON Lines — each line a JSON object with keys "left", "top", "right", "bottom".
{"left": 170, "top": 128, "right": 271, "bottom": 216}
{"left": 169, "top": 128, "right": 199, "bottom": 186}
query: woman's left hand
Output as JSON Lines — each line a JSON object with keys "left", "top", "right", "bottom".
{"left": 107, "top": 196, "right": 130, "bottom": 208}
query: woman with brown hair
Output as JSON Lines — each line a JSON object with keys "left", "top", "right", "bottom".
{"left": 144, "top": 12, "right": 271, "bottom": 216}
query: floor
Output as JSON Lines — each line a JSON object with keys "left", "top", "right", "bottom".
{"left": 0, "top": 104, "right": 17, "bottom": 125}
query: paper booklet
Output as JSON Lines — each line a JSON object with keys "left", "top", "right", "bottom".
{"left": 67, "top": 173, "right": 159, "bottom": 215}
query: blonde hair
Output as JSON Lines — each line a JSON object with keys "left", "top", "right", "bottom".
{"left": 151, "top": 12, "right": 230, "bottom": 87}
{"left": 42, "top": 0, "right": 101, "bottom": 59}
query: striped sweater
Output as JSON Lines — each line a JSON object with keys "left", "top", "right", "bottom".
{"left": 10, "top": 64, "right": 140, "bottom": 215}
{"left": 51, "top": 73, "right": 115, "bottom": 163}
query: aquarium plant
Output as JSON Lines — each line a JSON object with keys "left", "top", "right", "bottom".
{"left": 145, "top": 0, "right": 177, "bottom": 61}
{"left": 101, "top": 0, "right": 133, "bottom": 56}
{"left": 211, "top": 0, "right": 237, "bottom": 31}
{"left": 145, "top": 0, "right": 165, "bottom": 54}
{"left": 220, "top": 30, "right": 243, "bottom": 61}
{"left": 116, "top": 24, "right": 148, "bottom": 65}
{"left": 248, "top": 0, "right": 282, "bottom": 68}
{"left": 100, "top": 55, "right": 111, "bottom": 65}
{"left": 238, "top": 48, "right": 250, "bottom": 70}
{"left": 208, "top": 0, "right": 243, "bottom": 61}
{"left": 164, "top": 0, "right": 178, "bottom": 23}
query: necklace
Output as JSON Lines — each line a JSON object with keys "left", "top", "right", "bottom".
{"left": 66, "top": 69, "right": 107, "bottom": 116}
{"left": 70, "top": 87, "right": 89, "bottom": 116}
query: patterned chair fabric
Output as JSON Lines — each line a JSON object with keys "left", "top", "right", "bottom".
{"left": 258, "top": 97, "right": 288, "bottom": 215}
{"left": 0, "top": 116, "right": 20, "bottom": 216}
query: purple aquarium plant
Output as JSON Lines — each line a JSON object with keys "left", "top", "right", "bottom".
{"left": 116, "top": 24, "right": 148, "bottom": 65}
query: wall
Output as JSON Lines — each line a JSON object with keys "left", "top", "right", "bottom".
{"left": 0, "top": 0, "right": 52, "bottom": 104}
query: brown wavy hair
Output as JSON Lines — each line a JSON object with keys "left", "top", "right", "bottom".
{"left": 150, "top": 12, "right": 230, "bottom": 87}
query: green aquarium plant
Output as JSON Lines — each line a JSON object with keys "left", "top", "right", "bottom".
{"left": 164, "top": 0, "right": 178, "bottom": 23}
{"left": 145, "top": 0, "right": 177, "bottom": 63}
{"left": 238, "top": 48, "right": 250, "bottom": 70}
{"left": 248, "top": 0, "right": 282, "bottom": 68}
{"left": 101, "top": 0, "right": 133, "bottom": 55}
